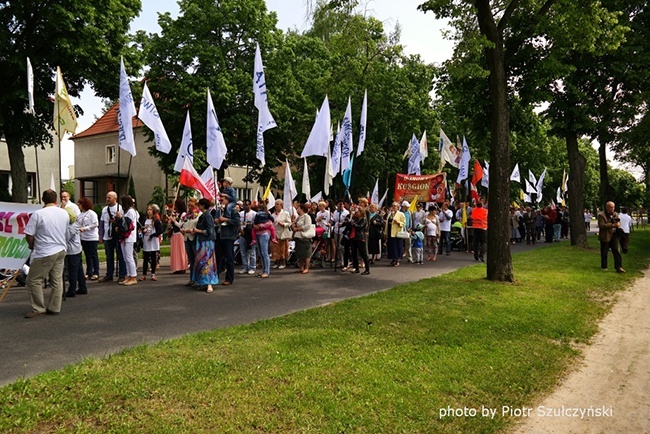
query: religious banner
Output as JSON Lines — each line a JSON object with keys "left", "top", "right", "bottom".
{"left": 0, "top": 202, "right": 42, "bottom": 270}
{"left": 394, "top": 173, "right": 447, "bottom": 203}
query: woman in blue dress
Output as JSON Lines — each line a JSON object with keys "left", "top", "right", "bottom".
{"left": 191, "top": 198, "right": 218, "bottom": 293}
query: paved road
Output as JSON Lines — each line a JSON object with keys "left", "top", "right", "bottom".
{"left": 0, "top": 240, "right": 555, "bottom": 386}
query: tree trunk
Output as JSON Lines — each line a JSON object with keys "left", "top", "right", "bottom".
{"left": 476, "top": 0, "right": 514, "bottom": 282}
{"left": 5, "top": 134, "right": 28, "bottom": 203}
{"left": 566, "top": 132, "right": 588, "bottom": 248}
{"left": 598, "top": 142, "right": 609, "bottom": 210}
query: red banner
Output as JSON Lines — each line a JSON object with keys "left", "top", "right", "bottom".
{"left": 394, "top": 173, "right": 446, "bottom": 204}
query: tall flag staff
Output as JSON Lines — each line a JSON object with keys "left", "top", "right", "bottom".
{"left": 53, "top": 66, "right": 78, "bottom": 193}
{"left": 356, "top": 89, "right": 367, "bottom": 157}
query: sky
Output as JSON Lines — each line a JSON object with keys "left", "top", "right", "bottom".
{"left": 63, "top": 0, "right": 454, "bottom": 177}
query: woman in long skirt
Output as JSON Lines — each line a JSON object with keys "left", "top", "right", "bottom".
{"left": 367, "top": 203, "right": 384, "bottom": 263}
{"left": 168, "top": 199, "right": 189, "bottom": 273}
{"left": 385, "top": 201, "right": 406, "bottom": 266}
{"left": 192, "top": 198, "right": 218, "bottom": 293}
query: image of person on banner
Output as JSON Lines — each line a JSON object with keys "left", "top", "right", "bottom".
{"left": 430, "top": 174, "right": 446, "bottom": 203}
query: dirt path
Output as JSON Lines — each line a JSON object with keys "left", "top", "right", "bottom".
{"left": 513, "top": 272, "right": 650, "bottom": 434}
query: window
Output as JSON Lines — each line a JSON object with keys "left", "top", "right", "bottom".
{"left": 235, "top": 188, "right": 251, "bottom": 201}
{"left": 0, "top": 172, "right": 37, "bottom": 200}
{"left": 26, "top": 173, "right": 36, "bottom": 198}
{"left": 106, "top": 145, "right": 116, "bottom": 164}
{"left": 82, "top": 180, "right": 98, "bottom": 205}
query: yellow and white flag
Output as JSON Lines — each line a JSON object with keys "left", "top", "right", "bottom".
{"left": 53, "top": 66, "right": 77, "bottom": 136}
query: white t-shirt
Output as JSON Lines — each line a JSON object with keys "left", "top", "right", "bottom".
{"left": 24, "top": 205, "right": 69, "bottom": 259}
{"left": 142, "top": 218, "right": 161, "bottom": 251}
{"left": 332, "top": 209, "right": 350, "bottom": 234}
{"left": 240, "top": 209, "right": 257, "bottom": 228}
{"left": 77, "top": 210, "right": 99, "bottom": 241}
{"left": 123, "top": 208, "right": 139, "bottom": 243}
{"left": 425, "top": 217, "right": 439, "bottom": 237}
{"left": 584, "top": 212, "right": 592, "bottom": 223}
{"left": 100, "top": 204, "right": 124, "bottom": 241}
{"left": 439, "top": 209, "right": 453, "bottom": 232}
{"left": 316, "top": 210, "right": 331, "bottom": 231}
{"left": 619, "top": 213, "right": 633, "bottom": 234}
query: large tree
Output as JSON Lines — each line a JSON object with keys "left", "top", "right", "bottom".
{"left": 0, "top": 0, "right": 142, "bottom": 202}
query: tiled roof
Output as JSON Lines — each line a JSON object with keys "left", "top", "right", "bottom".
{"left": 73, "top": 103, "right": 143, "bottom": 139}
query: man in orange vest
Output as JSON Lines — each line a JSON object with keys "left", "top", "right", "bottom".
{"left": 472, "top": 200, "right": 488, "bottom": 262}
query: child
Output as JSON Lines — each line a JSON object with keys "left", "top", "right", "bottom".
{"left": 411, "top": 224, "right": 425, "bottom": 265}
{"left": 252, "top": 203, "right": 277, "bottom": 245}
{"left": 140, "top": 204, "right": 164, "bottom": 281}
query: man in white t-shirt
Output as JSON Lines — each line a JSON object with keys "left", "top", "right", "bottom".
{"left": 238, "top": 199, "right": 258, "bottom": 274}
{"left": 618, "top": 207, "right": 633, "bottom": 254}
{"left": 438, "top": 201, "right": 453, "bottom": 255}
{"left": 60, "top": 190, "right": 80, "bottom": 216}
{"left": 24, "top": 189, "right": 70, "bottom": 318}
{"left": 98, "top": 191, "right": 126, "bottom": 282}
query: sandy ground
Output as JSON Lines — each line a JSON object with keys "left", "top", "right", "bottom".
{"left": 513, "top": 271, "right": 650, "bottom": 434}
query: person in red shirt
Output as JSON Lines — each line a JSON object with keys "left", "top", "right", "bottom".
{"left": 472, "top": 200, "right": 488, "bottom": 262}
{"left": 541, "top": 206, "right": 556, "bottom": 243}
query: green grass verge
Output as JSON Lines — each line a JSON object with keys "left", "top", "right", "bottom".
{"left": 2, "top": 231, "right": 649, "bottom": 433}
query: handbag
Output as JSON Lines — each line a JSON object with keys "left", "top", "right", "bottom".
{"left": 396, "top": 228, "right": 410, "bottom": 239}
{"left": 301, "top": 225, "right": 316, "bottom": 239}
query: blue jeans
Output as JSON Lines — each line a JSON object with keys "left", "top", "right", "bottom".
{"left": 81, "top": 240, "right": 99, "bottom": 277}
{"left": 104, "top": 238, "right": 126, "bottom": 279}
{"left": 257, "top": 232, "right": 270, "bottom": 275}
{"left": 553, "top": 224, "right": 561, "bottom": 241}
{"left": 440, "top": 231, "right": 451, "bottom": 254}
{"left": 239, "top": 236, "right": 256, "bottom": 272}
{"left": 185, "top": 239, "right": 196, "bottom": 280}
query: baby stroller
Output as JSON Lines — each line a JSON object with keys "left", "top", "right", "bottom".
{"left": 450, "top": 226, "right": 465, "bottom": 251}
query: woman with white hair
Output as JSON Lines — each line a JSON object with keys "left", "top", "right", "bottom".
{"left": 272, "top": 199, "right": 292, "bottom": 269}
{"left": 385, "top": 201, "right": 406, "bottom": 266}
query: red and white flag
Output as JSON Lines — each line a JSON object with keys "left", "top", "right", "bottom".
{"left": 180, "top": 158, "right": 214, "bottom": 200}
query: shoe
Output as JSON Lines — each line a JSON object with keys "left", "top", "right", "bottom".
{"left": 479, "top": 256, "right": 485, "bottom": 262}
{"left": 65, "top": 291, "right": 76, "bottom": 298}
{"left": 77, "top": 290, "right": 88, "bottom": 295}
{"left": 616, "top": 268, "right": 626, "bottom": 273}
{"left": 474, "top": 255, "right": 479, "bottom": 261}
{"left": 90, "top": 275, "right": 99, "bottom": 281}
{"left": 433, "top": 256, "right": 437, "bottom": 262}
{"left": 139, "top": 276, "right": 146, "bottom": 281}
{"left": 151, "top": 275, "right": 157, "bottom": 281}
{"left": 123, "top": 279, "right": 137, "bottom": 286}
{"left": 222, "top": 281, "right": 232, "bottom": 286}
{"left": 278, "top": 265, "right": 286, "bottom": 269}
{"left": 24, "top": 310, "right": 45, "bottom": 319}
{"left": 361, "top": 270, "right": 370, "bottom": 275}
{"left": 118, "top": 277, "right": 126, "bottom": 284}
{"left": 446, "top": 252, "right": 450, "bottom": 256}
{"left": 238, "top": 269, "right": 248, "bottom": 274}
{"left": 247, "top": 270, "right": 255, "bottom": 275}
{"left": 185, "top": 281, "right": 195, "bottom": 287}
{"left": 260, "top": 274, "right": 269, "bottom": 278}
{"left": 46, "top": 310, "right": 60, "bottom": 315}
{"left": 354, "top": 269, "right": 360, "bottom": 273}
{"left": 99, "top": 276, "right": 113, "bottom": 283}
{"left": 341, "top": 267, "right": 348, "bottom": 272}
{"left": 272, "top": 264, "right": 280, "bottom": 269}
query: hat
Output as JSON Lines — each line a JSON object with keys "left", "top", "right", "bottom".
{"left": 221, "top": 177, "right": 233, "bottom": 184}
{"left": 401, "top": 201, "right": 409, "bottom": 207}
{"left": 237, "top": 200, "right": 243, "bottom": 206}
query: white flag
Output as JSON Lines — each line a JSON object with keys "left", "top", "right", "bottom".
{"left": 510, "top": 163, "right": 520, "bottom": 183}
{"left": 253, "top": 43, "right": 277, "bottom": 166}
{"left": 420, "top": 130, "right": 428, "bottom": 160}
{"left": 174, "top": 111, "right": 193, "bottom": 173}
{"left": 137, "top": 83, "right": 172, "bottom": 154}
{"left": 525, "top": 179, "right": 536, "bottom": 194}
{"left": 267, "top": 191, "right": 276, "bottom": 210}
{"left": 481, "top": 161, "right": 490, "bottom": 189}
{"left": 536, "top": 168, "right": 547, "bottom": 194}
{"left": 556, "top": 186, "right": 562, "bottom": 204}
{"left": 340, "top": 97, "right": 353, "bottom": 172}
{"left": 528, "top": 170, "right": 537, "bottom": 187}
{"left": 378, "top": 188, "right": 389, "bottom": 208}
{"left": 371, "top": 178, "right": 379, "bottom": 204}
{"left": 283, "top": 159, "right": 298, "bottom": 217}
{"left": 302, "top": 158, "right": 311, "bottom": 200}
{"left": 301, "top": 96, "right": 331, "bottom": 158}
{"left": 439, "top": 128, "right": 460, "bottom": 169}
{"left": 27, "top": 57, "right": 34, "bottom": 115}
{"left": 536, "top": 190, "right": 543, "bottom": 203}
{"left": 310, "top": 191, "right": 322, "bottom": 203}
{"left": 200, "top": 166, "right": 217, "bottom": 199}
{"left": 408, "top": 134, "right": 422, "bottom": 175}
{"left": 357, "top": 89, "right": 367, "bottom": 156}
{"left": 50, "top": 173, "right": 56, "bottom": 191}
{"left": 206, "top": 88, "right": 228, "bottom": 170}
{"left": 456, "top": 136, "right": 471, "bottom": 183}
{"left": 332, "top": 121, "right": 342, "bottom": 174}
{"left": 524, "top": 192, "right": 532, "bottom": 203}
{"left": 324, "top": 144, "right": 335, "bottom": 196}
{"left": 118, "top": 57, "right": 137, "bottom": 157}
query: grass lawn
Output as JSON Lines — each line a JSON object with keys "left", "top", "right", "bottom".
{"left": 2, "top": 231, "right": 649, "bottom": 433}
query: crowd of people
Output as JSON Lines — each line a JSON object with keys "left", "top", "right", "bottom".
{"left": 19, "top": 183, "right": 636, "bottom": 318}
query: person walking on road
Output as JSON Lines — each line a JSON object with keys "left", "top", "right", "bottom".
{"left": 597, "top": 201, "right": 625, "bottom": 273}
